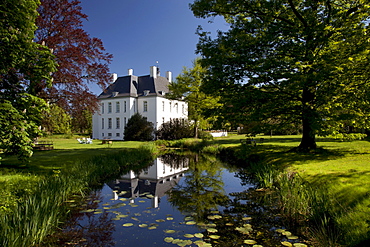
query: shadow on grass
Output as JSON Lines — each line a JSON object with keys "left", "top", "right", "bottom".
{"left": 1, "top": 147, "right": 135, "bottom": 174}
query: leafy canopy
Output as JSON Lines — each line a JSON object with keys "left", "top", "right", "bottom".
{"left": 0, "top": 0, "right": 56, "bottom": 159}
{"left": 168, "top": 58, "right": 222, "bottom": 137}
{"left": 191, "top": 0, "right": 370, "bottom": 150}
{"left": 35, "top": 0, "right": 113, "bottom": 133}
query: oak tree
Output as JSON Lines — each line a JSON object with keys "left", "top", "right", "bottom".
{"left": 35, "top": 0, "right": 113, "bottom": 132}
{"left": 191, "top": 0, "right": 370, "bottom": 150}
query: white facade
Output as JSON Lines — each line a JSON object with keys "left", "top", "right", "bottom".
{"left": 92, "top": 66, "right": 188, "bottom": 140}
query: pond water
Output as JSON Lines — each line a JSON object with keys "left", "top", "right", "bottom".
{"left": 57, "top": 153, "right": 307, "bottom": 247}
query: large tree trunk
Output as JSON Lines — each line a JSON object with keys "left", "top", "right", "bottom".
{"left": 298, "top": 86, "right": 317, "bottom": 151}
{"left": 299, "top": 116, "right": 317, "bottom": 150}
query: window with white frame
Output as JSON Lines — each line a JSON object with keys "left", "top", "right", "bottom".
{"left": 116, "top": 117, "right": 120, "bottom": 129}
{"left": 162, "top": 101, "right": 165, "bottom": 111}
{"left": 124, "top": 101, "right": 127, "bottom": 112}
{"left": 124, "top": 117, "right": 126, "bottom": 128}
{"left": 175, "top": 103, "right": 178, "bottom": 113}
{"left": 133, "top": 100, "right": 136, "bottom": 112}
{"left": 143, "top": 101, "right": 148, "bottom": 112}
{"left": 108, "top": 118, "right": 112, "bottom": 129}
{"left": 101, "top": 103, "right": 104, "bottom": 114}
{"left": 169, "top": 102, "right": 172, "bottom": 112}
{"left": 116, "top": 133, "right": 120, "bottom": 137}
{"left": 108, "top": 133, "right": 112, "bottom": 137}
{"left": 116, "top": 102, "right": 120, "bottom": 113}
{"left": 182, "top": 104, "right": 185, "bottom": 114}
{"left": 108, "top": 102, "right": 112, "bottom": 113}
{"left": 102, "top": 118, "right": 104, "bottom": 129}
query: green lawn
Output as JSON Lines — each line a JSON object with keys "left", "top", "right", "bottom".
{"left": 1, "top": 136, "right": 146, "bottom": 173}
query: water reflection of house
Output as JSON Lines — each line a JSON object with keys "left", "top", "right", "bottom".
{"left": 107, "top": 155, "right": 189, "bottom": 208}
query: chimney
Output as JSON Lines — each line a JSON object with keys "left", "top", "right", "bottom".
{"left": 150, "top": 66, "right": 157, "bottom": 78}
{"left": 112, "top": 73, "right": 118, "bottom": 83}
{"left": 166, "top": 71, "right": 172, "bottom": 82}
{"left": 128, "top": 68, "right": 133, "bottom": 75}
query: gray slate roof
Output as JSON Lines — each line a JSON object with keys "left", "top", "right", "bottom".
{"left": 98, "top": 75, "right": 169, "bottom": 99}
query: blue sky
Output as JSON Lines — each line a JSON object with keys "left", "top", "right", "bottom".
{"left": 79, "top": 0, "right": 228, "bottom": 94}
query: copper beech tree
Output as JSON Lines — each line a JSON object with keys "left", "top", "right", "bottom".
{"left": 35, "top": 0, "right": 113, "bottom": 133}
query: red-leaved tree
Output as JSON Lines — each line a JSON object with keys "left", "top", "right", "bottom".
{"left": 35, "top": 0, "right": 113, "bottom": 133}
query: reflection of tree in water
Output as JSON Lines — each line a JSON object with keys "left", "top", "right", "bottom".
{"left": 167, "top": 154, "right": 229, "bottom": 221}
{"left": 49, "top": 191, "right": 115, "bottom": 247}
{"left": 158, "top": 152, "right": 190, "bottom": 170}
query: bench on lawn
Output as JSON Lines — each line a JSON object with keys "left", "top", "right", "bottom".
{"left": 34, "top": 141, "right": 54, "bottom": 150}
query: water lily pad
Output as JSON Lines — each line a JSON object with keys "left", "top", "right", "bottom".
{"left": 164, "top": 229, "right": 176, "bottom": 234}
{"left": 207, "top": 228, "right": 218, "bottom": 233}
{"left": 93, "top": 211, "right": 102, "bottom": 214}
{"left": 146, "top": 194, "right": 154, "bottom": 198}
{"left": 122, "top": 223, "right": 134, "bottom": 227}
{"left": 166, "top": 217, "right": 174, "bottom": 221}
{"left": 288, "top": 236, "right": 299, "bottom": 240}
{"left": 194, "top": 233, "right": 204, "bottom": 238}
{"left": 112, "top": 217, "right": 121, "bottom": 220}
{"left": 156, "top": 219, "right": 166, "bottom": 222}
{"left": 242, "top": 217, "right": 252, "bottom": 220}
{"left": 209, "top": 235, "right": 220, "bottom": 239}
{"left": 225, "top": 223, "right": 234, "bottom": 226}
{"left": 130, "top": 204, "right": 139, "bottom": 207}
{"left": 164, "top": 237, "right": 174, "bottom": 243}
{"left": 244, "top": 239, "right": 257, "bottom": 245}
{"left": 236, "top": 225, "right": 253, "bottom": 234}
{"left": 293, "top": 243, "right": 307, "bottom": 247}
{"left": 139, "top": 224, "right": 148, "bottom": 228}
{"left": 184, "top": 234, "right": 194, "bottom": 238}
{"left": 210, "top": 210, "right": 219, "bottom": 214}
{"left": 131, "top": 217, "right": 139, "bottom": 221}
{"left": 194, "top": 240, "right": 212, "bottom": 247}
{"left": 275, "top": 229, "right": 286, "bottom": 233}
{"left": 281, "top": 241, "right": 293, "bottom": 247}
{"left": 186, "top": 221, "right": 196, "bottom": 225}
{"left": 119, "top": 198, "right": 128, "bottom": 201}
{"left": 206, "top": 223, "right": 217, "bottom": 228}
{"left": 185, "top": 216, "right": 194, "bottom": 221}
{"left": 117, "top": 214, "right": 128, "bottom": 218}
{"left": 148, "top": 226, "right": 157, "bottom": 230}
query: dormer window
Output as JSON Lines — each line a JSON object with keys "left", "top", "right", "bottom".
{"left": 112, "top": 91, "right": 118, "bottom": 97}
{"left": 143, "top": 90, "right": 150, "bottom": 96}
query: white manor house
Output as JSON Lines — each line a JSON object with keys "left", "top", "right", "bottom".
{"left": 92, "top": 66, "right": 188, "bottom": 140}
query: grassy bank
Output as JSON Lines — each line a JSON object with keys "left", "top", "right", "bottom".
{"left": 217, "top": 134, "right": 370, "bottom": 246}
{"left": 0, "top": 141, "right": 157, "bottom": 247}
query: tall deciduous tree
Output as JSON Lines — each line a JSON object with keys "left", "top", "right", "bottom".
{"left": 191, "top": 0, "right": 370, "bottom": 150}
{"left": 168, "top": 58, "right": 222, "bottom": 138}
{"left": 0, "top": 0, "right": 56, "bottom": 159}
{"left": 35, "top": 0, "right": 113, "bottom": 130}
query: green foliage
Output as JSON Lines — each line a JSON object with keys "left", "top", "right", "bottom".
{"left": 168, "top": 58, "right": 222, "bottom": 137}
{"left": 156, "top": 118, "right": 193, "bottom": 140}
{"left": 42, "top": 104, "right": 72, "bottom": 134}
{"left": 0, "top": 95, "right": 49, "bottom": 160}
{"left": 124, "top": 113, "right": 154, "bottom": 141}
{"left": 191, "top": 0, "right": 370, "bottom": 150}
{"left": 0, "top": 0, "right": 56, "bottom": 160}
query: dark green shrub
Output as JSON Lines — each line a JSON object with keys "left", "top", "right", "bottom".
{"left": 124, "top": 113, "right": 154, "bottom": 141}
{"left": 198, "top": 130, "right": 213, "bottom": 141}
{"left": 156, "top": 118, "right": 193, "bottom": 140}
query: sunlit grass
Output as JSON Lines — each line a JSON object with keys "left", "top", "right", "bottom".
{"left": 215, "top": 133, "right": 370, "bottom": 246}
